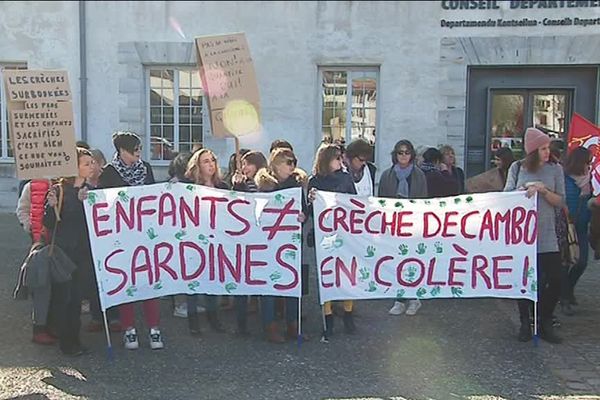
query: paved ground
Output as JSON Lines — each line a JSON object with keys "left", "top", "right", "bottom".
{"left": 0, "top": 212, "right": 599, "bottom": 400}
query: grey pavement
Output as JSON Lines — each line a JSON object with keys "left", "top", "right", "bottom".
{"left": 0, "top": 213, "right": 599, "bottom": 400}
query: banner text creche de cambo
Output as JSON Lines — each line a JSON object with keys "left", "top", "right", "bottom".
{"left": 313, "top": 191, "right": 538, "bottom": 304}
{"left": 84, "top": 183, "right": 303, "bottom": 310}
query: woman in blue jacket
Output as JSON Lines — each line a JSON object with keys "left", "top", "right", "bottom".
{"left": 561, "top": 146, "right": 592, "bottom": 314}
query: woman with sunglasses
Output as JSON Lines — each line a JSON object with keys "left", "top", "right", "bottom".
{"left": 255, "top": 147, "right": 309, "bottom": 343}
{"left": 182, "top": 149, "right": 228, "bottom": 336}
{"left": 307, "top": 144, "right": 357, "bottom": 341}
{"left": 97, "top": 131, "right": 163, "bottom": 350}
{"left": 378, "top": 140, "right": 429, "bottom": 317}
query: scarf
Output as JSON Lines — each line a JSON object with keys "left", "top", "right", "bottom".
{"left": 393, "top": 163, "right": 413, "bottom": 198}
{"left": 573, "top": 171, "right": 591, "bottom": 196}
{"left": 344, "top": 160, "right": 365, "bottom": 183}
{"left": 111, "top": 153, "right": 147, "bottom": 186}
{"left": 420, "top": 161, "right": 438, "bottom": 173}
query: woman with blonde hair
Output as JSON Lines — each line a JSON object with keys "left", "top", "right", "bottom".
{"left": 307, "top": 144, "right": 357, "bottom": 342}
{"left": 182, "top": 148, "right": 227, "bottom": 335}
{"left": 255, "top": 147, "right": 308, "bottom": 343}
{"left": 439, "top": 144, "right": 465, "bottom": 193}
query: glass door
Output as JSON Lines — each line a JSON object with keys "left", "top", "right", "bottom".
{"left": 487, "top": 89, "right": 572, "bottom": 167}
{"left": 489, "top": 91, "right": 527, "bottom": 164}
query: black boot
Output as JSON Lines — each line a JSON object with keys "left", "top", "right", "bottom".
{"left": 540, "top": 319, "right": 563, "bottom": 344}
{"left": 321, "top": 314, "right": 334, "bottom": 342}
{"left": 560, "top": 301, "right": 575, "bottom": 316}
{"left": 518, "top": 321, "right": 532, "bottom": 342}
{"left": 236, "top": 316, "right": 249, "bottom": 337}
{"left": 206, "top": 311, "right": 225, "bottom": 333}
{"left": 343, "top": 311, "right": 356, "bottom": 334}
{"left": 188, "top": 312, "right": 202, "bottom": 336}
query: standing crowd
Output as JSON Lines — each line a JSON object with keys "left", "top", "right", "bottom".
{"left": 13, "top": 127, "right": 598, "bottom": 356}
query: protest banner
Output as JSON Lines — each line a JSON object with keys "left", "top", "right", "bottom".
{"left": 313, "top": 191, "right": 538, "bottom": 304}
{"left": 83, "top": 182, "right": 303, "bottom": 311}
{"left": 3, "top": 70, "right": 78, "bottom": 180}
{"left": 194, "top": 32, "right": 261, "bottom": 138}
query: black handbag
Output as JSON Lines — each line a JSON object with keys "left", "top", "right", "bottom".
{"left": 14, "top": 184, "right": 77, "bottom": 299}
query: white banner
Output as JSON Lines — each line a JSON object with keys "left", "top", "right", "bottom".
{"left": 313, "top": 191, "right": 538, "bottom": 304}
{"left": 84, "top": 183, "right": 303, "bottom": 310}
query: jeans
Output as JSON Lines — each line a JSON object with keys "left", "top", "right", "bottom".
{"left": 261, "top": 296, "right": 298, "bottom": 326}
{"left": 187, "top": 295, "right": 248, "bottom": 328}
{"left": 187, "top": 294, "right": 218, "bottom": 313}
{"left": 567, "top": 227, "right": 590, "bottom": 297}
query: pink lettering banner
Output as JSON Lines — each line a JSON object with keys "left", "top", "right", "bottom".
{"left": 83, "top": 183, "right": 302, "bottom": 310}
{"left": 313, "top": 191, "right": 538, "bottom": 304}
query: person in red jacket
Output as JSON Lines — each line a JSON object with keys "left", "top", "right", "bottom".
{"left": 16, "top": 179, "right": 56, "bottom": 345}
{"left": 17, "top": 179, "right": 50, "bottom": 242}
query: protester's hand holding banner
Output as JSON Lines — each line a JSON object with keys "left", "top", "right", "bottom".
{"left": 313, "top": 191, "right": 538, "bottom": 303}
{"left": 84, "top": 183, "right": 303, "bottom": 310}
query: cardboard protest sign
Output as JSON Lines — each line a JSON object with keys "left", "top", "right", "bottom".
{"left": 3, "top": 70, "right": 78, "bottom": 180}
{"left": 84, "top": 183, "right": 302, "bottom": 310}
{"left": 195, "top": 32, "right": 261, "bottom": 138}
{"left": 466, "top": 168, "right": 505, "bottom": 193}
{"left": 313, "top": 191, "right": 538, "bottom": 304}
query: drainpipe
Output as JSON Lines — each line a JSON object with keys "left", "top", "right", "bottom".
{"left": 79, "top": 0, "right": 88, "bottom": 142}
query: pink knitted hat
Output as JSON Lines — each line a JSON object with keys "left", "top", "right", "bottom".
{"left": 524, "top": 128, "right": 550, "bottom": 155}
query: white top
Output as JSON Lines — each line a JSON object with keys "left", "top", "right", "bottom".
{"left": 354, "top": 167, "right": 373, "bottom": 197}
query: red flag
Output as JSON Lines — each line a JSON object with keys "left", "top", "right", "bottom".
{"left": 568, "top": 113, "right": 600, "bottom": 152}
{"left": 567, "top": 113, "right": 600, "bottom": 195}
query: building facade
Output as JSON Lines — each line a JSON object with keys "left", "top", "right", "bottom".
{"left": 1, "top": 0, "right": 599, "bottom": 201}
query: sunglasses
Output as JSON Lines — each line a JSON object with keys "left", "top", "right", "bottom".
{"left": 397, "top": 150, "right": 411, "bottom": 156}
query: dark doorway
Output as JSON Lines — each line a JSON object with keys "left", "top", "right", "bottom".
{"left": 466, "top": 66, "right": 598, "bottom": 177}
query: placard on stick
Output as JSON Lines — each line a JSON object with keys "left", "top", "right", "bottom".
{"left": 195, "top": 32, "right": 261, "bottom": 138}
{"left": 3, "top": 70, "right": 78, "bottom": 180}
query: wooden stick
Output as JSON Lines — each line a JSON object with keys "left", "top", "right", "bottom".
{"left": 234, "top": 136, "right": 241, "bottom": 172}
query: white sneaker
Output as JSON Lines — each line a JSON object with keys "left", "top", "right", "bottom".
{"left": 405, "top": 300, "right": 422, "bottom": 316}
{"left": 149, "top": 328, "right": 164, "bottom": 350}
{"left": 196, "top": 305, "right": 206, "bottom": 314}
{"left": 388, "top": 301, "right": 406, "bottom": 315}
{"left": 123, "top": 328, "right": 139, "bottom": 350}
{"left": 173, "top": 303, "right": 188, "bottom": 318}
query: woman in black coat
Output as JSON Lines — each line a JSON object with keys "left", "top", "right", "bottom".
{"left": 307, "top": 144, "right": 357, "bottom": 341}
{"left": 44, "top": 147, "right": 96, "bottom": 356}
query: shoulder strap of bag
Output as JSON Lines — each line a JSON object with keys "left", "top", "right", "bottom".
{"left": 513, "top": 160, "right": 522, "bottom": 185}
{"left": 49, "top": 184, "right": 64, "bottom": 256}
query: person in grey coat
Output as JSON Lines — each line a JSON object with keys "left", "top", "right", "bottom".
{"left": 378, "top": 140, "right": 428, "bottom": 199}
{"left": 378, "top": 140, "right": 428, "bottom": 317}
